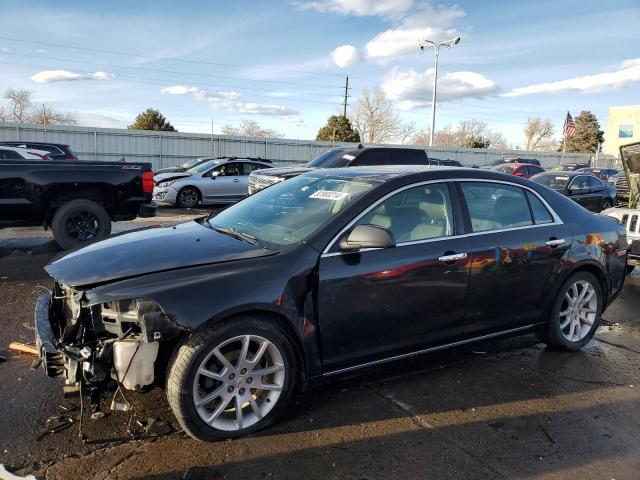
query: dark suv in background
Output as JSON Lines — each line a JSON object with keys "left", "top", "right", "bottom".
{"left": 0, "top": 141, "right": 77, "bottom": 161}
{"left": 248, "top": 145, "right": 435, "bottom": 194}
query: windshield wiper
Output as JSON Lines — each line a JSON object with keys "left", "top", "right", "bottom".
{"left": 211, "top": 225, "right": 258, "bottom": 246}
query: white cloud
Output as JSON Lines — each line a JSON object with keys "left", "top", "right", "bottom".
{"left": 365, "top": 4, "right": 464, "bottom": 60}
{"left": 162, "top": 85, "right": 299, "bottom": 117}
{"left": 330, "top": 45, "right": 363, "bottom": 68}
{"left": 504, "top": 58, "right": 640, "bottom": 97}
{"left": 294, "top": 0, "right": 413, "bottom": 18}
{"left": 0, "top": 47, "right": 10, "bottom": 53}
{"left": 31, "top": 69, "right": 116, "bottom": 83}
{"left": 35, "top": 49, "right": 47, "bottom": 54}
{"left": 382, "top": 67, "right": 499, "bottom": 110}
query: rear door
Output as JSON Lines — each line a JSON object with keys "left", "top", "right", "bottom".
{"left": 567, "top": 175, "right": 597, "bottom": 210}
{"left": 0, "top": 157, "right": 35, "bottom": 220}
{"left": 456, "top": 180, "right": 571, "bottom": 335}
{"left": 318, "top": 181, "right": 470, "bottom": 371}
{"left": 588, "top": 176, "right": 608, "bottom": 209}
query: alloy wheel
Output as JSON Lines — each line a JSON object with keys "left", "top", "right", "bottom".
{"left": 179, "top": 188, "right": 199, "bottom": 208}
{"left": 192, "top": 335, "right": 285, "bottom": 431}
{"left": 65, "top": 211, "right": 100, "bottom": 242}
{"left": 559, "top": 280, "right": 597, "bottom": 342}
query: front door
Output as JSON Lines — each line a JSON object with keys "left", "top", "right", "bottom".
{"left": 318, "top": 182, "right": 470, "bottom": 371}
{"left": 567, "top": 175, "right": 598, "bottom": 211}
{"left": 456, "top": 181, "right": 571, "bottom": 335}
{"left": 203, "top": 162, "right": 245, "bottom": 203}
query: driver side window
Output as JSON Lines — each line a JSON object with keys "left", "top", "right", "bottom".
{"left": 357, "top": 183, "right": 454, "bottom": 243}
{"left": 570, "top": 176, "right": 589, "bottom": 189}
{"left": 215, "top": 162, "right": 242, "bottom": 177}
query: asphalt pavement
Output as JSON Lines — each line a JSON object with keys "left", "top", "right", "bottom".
{"left": 0, "top": 208, "right": 639, "bottom": 479}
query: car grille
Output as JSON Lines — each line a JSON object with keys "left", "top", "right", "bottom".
{"left": 248, "top": 174, "right": 283, "bottom": 194}
{"left": 612, "top": 175, "right": 629, "bottom": 194}
{"left": 620, "top": 213, "right": 640, "bottom": 235}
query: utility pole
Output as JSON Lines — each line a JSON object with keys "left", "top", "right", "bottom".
{"left": 342, "top": 76, "right": 349, "bottom": 118}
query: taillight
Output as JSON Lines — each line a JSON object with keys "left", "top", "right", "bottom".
{"left": 142, "top": 171, "right": 154, "bottom": 193}
{"left": 65, "top": 155, "right": 77, "bottom": 161}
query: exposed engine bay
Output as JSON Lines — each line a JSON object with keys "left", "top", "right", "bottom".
{"left": 36, "top": 282, "right": 184, "bottom": 393}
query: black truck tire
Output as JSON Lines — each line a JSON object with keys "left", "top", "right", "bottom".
{"left": 51, "top": 199, "right": 112, "bottom": 250}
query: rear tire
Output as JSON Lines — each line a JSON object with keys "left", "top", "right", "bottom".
{"left": 51, "top": 199, "right": 112, "bottom": 250}
{"left": 537, "top": 271, "right": 602, "bottom": 351}
{"left": 600, "top": 198, "right": 613, "bottom": 211}
{"left": 627, "top": 265, "right": 636, "bottom": 275}
{"left": 166, "top": 316, "right": 298, "bottom": 441}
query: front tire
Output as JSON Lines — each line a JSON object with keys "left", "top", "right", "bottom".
{"left": 600, "top": 198, "right": 613, "bottom": 211}
{"left": 537, "top": 271, "right": 603, "bottom": 351}
{"left": 176, "top": 186, "right": 201, "bottom": 209}
{"left": 167, "top": 316, "right": 298, "bottom": 441}
{"left": 51, "top": 199, "right": 112, "bottom": 250}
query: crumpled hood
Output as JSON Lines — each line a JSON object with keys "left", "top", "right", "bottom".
{"left": 154, "top": 172, "right": 191, "bottom": 183}
{"left": 255, "top": 166, "right": 315, "bottom": 179}
{"left": 45, "top": 220, "right": 276, "bottom": 288}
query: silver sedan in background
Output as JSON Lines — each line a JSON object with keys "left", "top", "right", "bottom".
{"left": 153, "top": 157, "right": 273, "bottom": 208}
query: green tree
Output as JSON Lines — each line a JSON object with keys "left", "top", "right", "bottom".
{"left": 316, "top": 115, "right": 360, "bottom": 142}
{"left": 562, "top": 111, "right": 604, "bottom": 153}
{"left": 128, "top": 108, "right": 176, "bottom": 132}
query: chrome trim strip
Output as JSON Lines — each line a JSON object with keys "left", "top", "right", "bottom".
{"left": 321, "top": 178, "right": 564, "bottom": 257}
{"left": 322, "top": 324, "right": 537, "bottom": 377}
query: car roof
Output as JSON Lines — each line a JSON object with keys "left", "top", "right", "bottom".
{"left": 0, "top": 141, "right": 70, "bottom": 148}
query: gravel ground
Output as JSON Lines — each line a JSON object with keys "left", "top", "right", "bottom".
{"left": 0, "top": 207, "right": 639, "bottom": 479}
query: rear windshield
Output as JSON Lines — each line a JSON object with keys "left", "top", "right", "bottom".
{"left": 533, "top": 173, "right": 571, "bottom": 189}
{"left": 492, "top": 164, "right": 517, "bottom": 173}
{"left": 305, "top": 148, "right": 350, "bottom": 168}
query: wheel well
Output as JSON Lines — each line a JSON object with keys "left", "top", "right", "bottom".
{"left": 178, "top": 185, "right": 201, "bottom": 198}
{"left": 45, "top": 188, "right": 111, "bottom": 224}
{"left": 568, "top": 263, "right": 609, "bottom": 303}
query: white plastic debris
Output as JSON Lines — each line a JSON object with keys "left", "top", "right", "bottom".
{"left": 0, "top": 465, "right": 37, "bottom": 480}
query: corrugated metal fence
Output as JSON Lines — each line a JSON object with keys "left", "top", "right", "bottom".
{"left": 0, "top": 121, "right": 594, "bottom": 170}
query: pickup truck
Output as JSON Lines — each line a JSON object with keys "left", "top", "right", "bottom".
{"left": 0, "top": 159, "right": 156, "bottom": 249}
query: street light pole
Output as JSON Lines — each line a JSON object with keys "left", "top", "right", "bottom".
{"left": 418, "top": 36, "right": 461, "bottom": 147}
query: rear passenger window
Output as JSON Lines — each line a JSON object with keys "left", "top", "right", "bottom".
{"left": 525, "top": 191, "right": 554, "bottom": 224}
{"left": 358, "top": 183, "right": 454, "bottom": 243}
{"left": 461, "top": 183, "right": 532, "bottom": 232}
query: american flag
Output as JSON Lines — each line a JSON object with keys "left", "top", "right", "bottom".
{"left": 563, "top": 112, "right": 576, "bottom": 139}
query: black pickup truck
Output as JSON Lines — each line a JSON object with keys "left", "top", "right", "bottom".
{"left": 1, "top": 159, "right": 156, "bottom": 249}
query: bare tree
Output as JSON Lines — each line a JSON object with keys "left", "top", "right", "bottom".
{"left": 411, "top": 120, "right": 507, "bottom": 149}
{"left": 524, "top": 117, "right": 554, "bottom": 150}
{"left": 2, "top": 87, "right": 78, "bottom": 125}
{"left": 349, "top": 88, "right": 400, "bottom": 144}
{"left": 222, "top": 119, "right": 283, "bottom": 138}
{"left": 396, "top": 121, "right": 417, "bottom": 144}
{"left": 31, "top": 104, "right": 78, "bottom": 126}
{"left": 4, "top": 88, "right": 32, "bottom": 123}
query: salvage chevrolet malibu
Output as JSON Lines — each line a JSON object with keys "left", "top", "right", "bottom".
{"left": 34, "top": 166, "right": 628, "bottom": 441}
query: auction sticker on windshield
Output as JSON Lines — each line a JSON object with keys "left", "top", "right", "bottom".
{"left": 309, "top": 190, "right": 350, "bottom": 200}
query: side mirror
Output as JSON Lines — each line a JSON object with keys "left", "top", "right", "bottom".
{"left": 210, "top": 171, "right": 221, "bottom": 179}
{"left": 339, "top": 225, "right": 395, "bottom": 251}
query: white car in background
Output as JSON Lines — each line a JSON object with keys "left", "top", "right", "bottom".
{"left": 0, "top": 146, "right": 51, "bottom": 160}
{"left": 153, "top": 157, "right": 274, "bottom": 208}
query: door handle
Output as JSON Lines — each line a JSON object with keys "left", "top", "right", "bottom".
{"left": 438, "top": 252, "right": 467, "bottom": 262}
{"left": 545, "top": 238, "right": 565, "bottom": 248}
{"left": 233, "top": 179, "right": 240, "bottom": 182}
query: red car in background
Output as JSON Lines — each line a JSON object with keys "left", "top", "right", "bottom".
{"left": 491, "top": 162, "right": 545, "bottom": 178}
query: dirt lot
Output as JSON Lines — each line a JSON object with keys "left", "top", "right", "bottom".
{"left": 1, "top": 207, "right": 639, "bottom": 479}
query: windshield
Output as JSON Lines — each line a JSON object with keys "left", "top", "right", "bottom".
{"left": 188, "top": 159, "right": 219, "bottom": 174}
{"left": 492, "top": 164, "right": 516, "bottom": 173}
{"left": 305, "top": 148, "right": 351, "bottom": 168}
{"left": 532, "top": 173, "right": 571, "bottom": 189}
{"left": 180, "top": 158, "right": 206, "bottom": 169}
{"left": 207, "top": 173, "right": 379, "bottom": 248}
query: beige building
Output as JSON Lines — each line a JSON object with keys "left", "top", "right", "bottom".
{"left": 604, "top": 105, "right": 640, "bottom": 157}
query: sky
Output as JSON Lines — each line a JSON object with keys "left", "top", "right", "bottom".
{"left": 0, "top": 0, "right": 639, "bottom": 147}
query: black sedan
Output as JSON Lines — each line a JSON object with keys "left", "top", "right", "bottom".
{"left": 34, "top": 167, "right": 628, "bottom": 441}
{"left": 530, "top": 171, "right": 617, "bottom": 212}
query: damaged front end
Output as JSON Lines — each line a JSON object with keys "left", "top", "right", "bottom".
{"left": 34, "top": 282, "right": 184, "bottom": 392}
